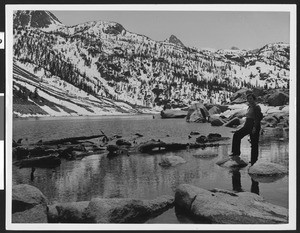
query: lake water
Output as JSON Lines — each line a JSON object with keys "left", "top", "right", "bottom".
{"left": 12, "top": 115, "right": 289, "bottom": 223}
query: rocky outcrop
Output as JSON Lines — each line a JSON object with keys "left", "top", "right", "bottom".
{"left": 83, "top": 195, "right": 174, "bottom": 223}
{"left": 175, "top": 184, "right": 288, "bottom": 224}
{"left": 208, "top": 106, "right": 222, "bottom": 115}
{"left": 12, "top": 184, "right": 48, "bottom": 223}
{"left": 267, "top": 90, "right": 289, "bottom": 106}
{"left": 159, "top": 155, "right": 186, "bottom": 167}
{"left": 224, "top": 117, "right": 241, "bottom": 128}
{"left": 210, "top": 117, "right": 226, "bottom": 126}
{"left": 12, "top": 184, "right": 174, "bottom": 223}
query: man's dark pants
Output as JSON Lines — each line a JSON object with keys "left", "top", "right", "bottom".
{"left": 231, "top": 118, "right": 261, "bottom": 165}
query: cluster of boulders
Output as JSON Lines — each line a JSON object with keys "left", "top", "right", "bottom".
{"left": 229, "top": 88, "right": 289, "bottom": 106}
{"left": 205, "top": 88, "right": 289, "bottom": 143}
{"left": 12, "top": 184, "right": 174, "bottom": 223}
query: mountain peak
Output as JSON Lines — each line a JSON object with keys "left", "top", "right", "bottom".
{"left": 13, "top": 10, "right": 62, "bottom": 29}
{"left": 165, "top": 35, "right": 185, "bottom": 47}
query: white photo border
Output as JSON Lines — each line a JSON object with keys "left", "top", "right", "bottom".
{"left": 5, "top": 4, "right": 297, "bottom": 231}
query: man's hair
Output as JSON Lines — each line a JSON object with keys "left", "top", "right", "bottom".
{"left": 246, "top": 93, "right": 256, "bottom": 100}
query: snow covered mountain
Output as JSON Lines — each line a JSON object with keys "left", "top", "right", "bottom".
{"left": 13, "top": 10, "right": 63, "bottom": 31}
{"left": 12, "top": 10, "right": 290, "bottom": 117}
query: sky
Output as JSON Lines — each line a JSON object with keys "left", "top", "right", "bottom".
{"left": 52, "top": 10, "right": 290, "bottom": 50}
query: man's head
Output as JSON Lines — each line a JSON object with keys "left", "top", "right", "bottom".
{"left": 246, "top": 93, "right": 256, "bottom": 105}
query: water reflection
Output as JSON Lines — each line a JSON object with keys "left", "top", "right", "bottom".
{"left": 231, "top": 169, "right": 243, "bottom": 192}
{"left": 12, "top": 116, "right": 289, "bottom": 222}
{"left": 231, "top": 168, "right": 260, "bottom": 195}
{"left": 251, "top": 178, "right": 260, "bottom": 195}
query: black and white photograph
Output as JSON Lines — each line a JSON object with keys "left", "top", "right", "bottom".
{"left": 5, "top": 4, "right": 296, "bottom": 231}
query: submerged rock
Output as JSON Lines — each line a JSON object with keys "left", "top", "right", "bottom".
{"left": 190, "top": 131, "right": 200, "bottom": 135}
{"left": 116, "top": 139, "right": 132, "bottom": 146}
{"left": 193, "top": 150, "right": 218, "bottom": 159}
{"left": 84, "top": 195, "right": 174, "bottom": 223}
{"left": 216, "top": 156, "right": 248, "bottom": 168}
{"left": 106, "top": 144, "right": 119, "bottom": 153}
{"left": 175, "top": 184, "right": 288, "bottom": 224}
{"left": 159, "top": 155, "right": 186, "bottom": 167}
{"left": 138, "top": 140, "right": 166, "bottom": 153}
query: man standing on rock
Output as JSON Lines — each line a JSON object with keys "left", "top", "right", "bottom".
{"left": 229, "top": 93, "right": 263, "bottom": 165}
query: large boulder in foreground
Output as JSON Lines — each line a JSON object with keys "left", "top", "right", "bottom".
{"left": 12, "top": 204, "right": 48, "bottom": 223}
{"left": 84, "top": 195, "right": 174, "bottom": 223}
{"left": 12, "top": 184, "right": 48, "bottom": 223}
{"left": 48, "top": 201, "right": 90, "bottom": 223}
{"left": 12, "top": 184, "right": 48, "bottom": 213}
{"left": 248, "top": 161, "right": 288, "bottom": 183}
{"left": 216, "top": 156, "right": 248, "bottom": 168}
{"left": 175, "top": 184, "right": 288, "bottom": 224}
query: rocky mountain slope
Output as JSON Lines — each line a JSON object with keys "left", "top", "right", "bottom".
{"left": 12, "top": 10, "right": 290, "bottom": 117}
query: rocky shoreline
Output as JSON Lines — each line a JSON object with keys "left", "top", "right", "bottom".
{"left": 12, "top": 169, "right": 288, "bottom": 224}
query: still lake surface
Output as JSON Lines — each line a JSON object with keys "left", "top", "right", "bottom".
{"left": 13, "top": 115, "right": 289, "bottom": 223}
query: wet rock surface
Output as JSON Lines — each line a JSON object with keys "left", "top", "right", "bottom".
{"left": 175, "top": 184, "right": 288, "bottom": 224}
{"left": 48, "top": 201, "right": 90, "bottom": 223}
{"left": 12, "top": 184, "right": 48, "bottom": 213}
{"left": 216, "top": 156, "right": 248, "bottom": 168}
{"left": 84, "top": 195, "right": 174, "bottom": 223}
{"left": 248, "top": 161, "right": 288, "bottom": 177}
{"left": 12, "top": 204, "right": 48, "bottom": 223}
{"left": 159, "top": 155, "right": 186, "bottom": 167}
{"left": 12, "top": 184, "right": 174, "bottom": 223}
{"left": 12, "top": 184, "right": 49, "bottom": 223}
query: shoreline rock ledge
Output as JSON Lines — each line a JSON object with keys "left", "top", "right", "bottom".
{"left": 12, "top": 184, "right": 174, "bottom": 223}
{"left": 175, "top": 184, "right": 288, "bottom": 224}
